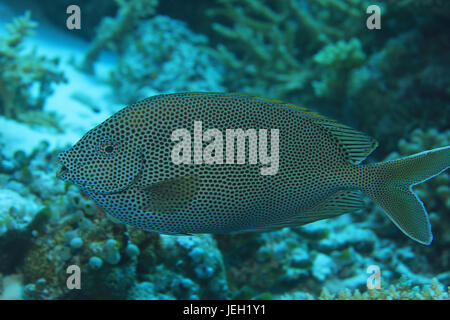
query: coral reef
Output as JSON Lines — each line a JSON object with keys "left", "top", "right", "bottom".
{"left": 206, "top": 0, "right": 371, "bottom": 101}
{"left": 281, "top": 276, "right": 449, "bottom": 300}
{"left": 217, "top": 220, "right": 377, "bottom": 298}
{"left": 216, "top": 212, "right": 450, "bottom": 299}
{"left": 320, "top": 277, "right": 449, "bottom": 300}
{"left": 108, "top": 15, "right": 225, "bottom": 104}
{"left": 0, "top": 11, "right": 66, "bottom": 121}
{"left": 16, "top": 111, "right": 64, "bottom": 132}
{"left": 79, "top": 0, "right": 158, "bottom": 73}
{"left": 80, "top": 0, "right": 224, "bottom": 104}
{"left": 311, "top": 38, "right": 366, "bottom": 99}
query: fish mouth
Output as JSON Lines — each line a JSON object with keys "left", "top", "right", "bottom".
{"left": 55, "top": 151, "right": 144, "bottom": 195}
{"left": 56, "top": 151, "right": 71, "bottom": 180}
{"left": 57, "top": 165, "right": 68, "bottom": 176}
{"left": 56, "top": 164, "right": 71, "bottom": 180}
{"left": 56, "top": 164, "right": 106, "bottom": 190}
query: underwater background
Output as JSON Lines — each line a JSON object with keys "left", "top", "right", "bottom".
{"left": 0, "top": 0, "right": 449, "bottom": 300}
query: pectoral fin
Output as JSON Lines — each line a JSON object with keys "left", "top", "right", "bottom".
{"left": 144, "top": 175, "right": 200, "bottom": 213}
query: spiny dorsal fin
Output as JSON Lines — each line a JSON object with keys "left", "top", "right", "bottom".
{"left": 312, "top": 117, "right": 378, "bottom": 164}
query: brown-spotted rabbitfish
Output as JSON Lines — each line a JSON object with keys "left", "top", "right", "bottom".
{"left": 57, "top": 92, "right": 449, "bottom": 244}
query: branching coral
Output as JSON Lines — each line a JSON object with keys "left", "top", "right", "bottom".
{"left": 207, "top": 0, "right": 371, "bottom": 101}
{"left": 278, "top": 276, "right": 449, "bottom": 300}
{"left": 79, "top": 0, "right": 158, "bottom": 73}
{"left": 16, "top": 111, "right": 64, "bottom": 132}
{"left": 318, "top": 277, "right": 449, "bottom": 300}
{"left": 312, "top": 38, "right": 366, "bottom": 98}
{"left": 0, "top": 11, "right": 66, "bottom": 120}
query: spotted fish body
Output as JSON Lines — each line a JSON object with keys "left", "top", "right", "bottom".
{"left": 58, "top": 92, "right": 450, "bottom": 244}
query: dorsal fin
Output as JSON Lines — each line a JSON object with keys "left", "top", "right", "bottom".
{"left": 312, "top": 117, "right": 378, "bottom": 164}
{"left": 184, "top": 92, "right": 326, "bottom": 118}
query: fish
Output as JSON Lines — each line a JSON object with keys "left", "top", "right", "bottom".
{"left": 57, "top": 92, "right": 450, "bottom": 244}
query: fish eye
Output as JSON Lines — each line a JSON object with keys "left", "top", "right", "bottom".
{"left": 98, "top": 139, "right": 119, "bottom": 157}
{"left": 105, "top": 145, "right": 114, "bottom": 153}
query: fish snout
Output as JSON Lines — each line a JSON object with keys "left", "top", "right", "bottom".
{"left": 56, "top": 165, "right": 69, "bottom": 180}
{"left": 56, "top": 152, "right": 71, "bottom": 180}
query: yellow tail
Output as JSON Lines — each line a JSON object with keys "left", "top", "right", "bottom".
{"left": 364, "top": 146, "right": 450, "bottom": 245}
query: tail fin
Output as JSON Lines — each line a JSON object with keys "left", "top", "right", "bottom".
{"left": 364, "top": 146, "right": 449, "bottom": 245}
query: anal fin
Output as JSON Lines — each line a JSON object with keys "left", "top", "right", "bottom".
{"left": 300, "top": 189, "right": 364, "bottom": 217}
{"left": 234, "top": 190, "right": 365, "bottom": 233}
